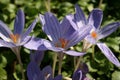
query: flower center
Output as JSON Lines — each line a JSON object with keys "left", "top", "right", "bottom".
{"left": 91, "top": 31, "right": 98, "bottom": 39}
{"left": 10, "top": 34, "right": 20, "bottom": 43}
{"left": 59, "top": 38, "right": 68, "bottom": 48}
{"left": 55, "top": 38, "right": 68, "bottom": 48}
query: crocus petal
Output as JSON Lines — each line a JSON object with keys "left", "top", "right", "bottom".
{"left": 98, "top": 22, "right": 120, "bottom": 39}
{"left": 27, "top": 61, "right": 44, "bottom": 80}
{"left": 75, "top": 4, "right": 87, "bottom": 27}
{"left": 30, "top": 51, "right": 44, "bottom": 66}
{"left": 0, "top": 20, "right": 12, "bottom": 39}
{"left": 54, "top": 75, "right": 62, "bottom": 80}
{"left": 14, "top": 9, "right": 25, "bottom": 35}
{"left": 66, "top": 25, "right": 92, "bottom": 48}
{"left": 24, "top": 37, "right": 47, "bottom": 50}
{"left": 0, "top": 39, "right": 16, "bottom": 48}
{"left": 39, "top": 14, "right": 53, "bottom": 41}
{"left": 66, "top": 14, "right": 81, "bottom": 31}
{"left": 60, "top": 15, "right": 76, "bottom": 39}
{"left": 0, "top": 32, "right": 11, "bottom": 42}
{"left": 40, "top": 12, "right": 61, "bottom": 42}
{"left": 97, "top": 43, "right": 120, "bottom": 67}
{"left": 39, "top": 14, "right": 45, "bottom": 26}
{"left": 88, "top": 8, "right": 103, "bottom": 29}
{"left": 20, "top": 36, "right": 32, "bottom": 45}
{"left": 43, "top": 40, "right": 64, "bottom": 52}
{"left": 21, "top": 18, "right": 38, "bottom": 40}
{"left": 63, "top": 50, "right": 86, "bottom": 56}
{"left": 39, "top": 14, "right": 52, "bottom": 41}
{"left": 0, "top": 43, "right": 3, "bottom": 47}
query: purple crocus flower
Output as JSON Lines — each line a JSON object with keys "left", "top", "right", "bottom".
{"left": 27, "top": 62, "right": 62, "bottom": 80}
{"left": 68, "top": 4, "right": 120, "bottom": 67}
{"left": 27, "top": 61, "right": 44, "bottom": 80}
{"left": 27, "top": 51, "right": 62, "bottom": 80}
{"left": 0, "top": 9, "right": 38, "bottom": 48}
{"left": 72, "top": 70, "right": 90, "bottom": 80}
{"left": 37, "top": 12, "right": 92, "bottom": 56}
{"left": 72, "top": 63, "right": 90, "bottom": 80}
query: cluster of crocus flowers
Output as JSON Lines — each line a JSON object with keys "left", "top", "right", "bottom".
{"left": 24, "top": 12, "right": 93, "bottom": 76}
{"left": 25, "top": 12, "right": 92, "bottom": 56}
{"left": 27, "top": 51, "right": 90, "bottom": 80}
{"left": 38, "top": 12, "right": 93, "bottom": 56}
{"left": 0, "top": 3, "right": 120, "bottom": 80}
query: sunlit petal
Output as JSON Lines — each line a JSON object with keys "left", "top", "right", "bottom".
{"left": 63, "top": 50, "right": 86, "bottom": 56}
{"left": 0, "top": 32, "right": 11, "bottom": 42}
{"left": 66, "top": 14, "right": 79, "bottom": 30}
{"left": 14, "top": 9, "right": 25, "bottom": 35}
{"left": 67, "top": 25, "right": 92, "bottom": 48}
{"left": 0, "top": 39, "right": 16, "bottom": 48}
{"left": 98, "top": 22, "right": 120, "bottom": 39}
{"left": 24, "top": 37, "right": 47, "bottom": 50}
{"left": 88, "top": 8, "right": 103, "bottom": 29}
{"left": 97, "top": 43, "right": 120, "bottom": 67}
{"left": 40, "top": 12, "right": 61, "bottom": 42}
{"left": 75, "top": 4, "right": 87, "bottom": 28}
{"left": 0, "top": 20, "right": 12, "bottom": 39}
{"left": 20, "top": 36, "right": 32, "bottom": 45}
{"left": 22, "top": 18, "right": 38, "bottom": 40}
{"left": 60, "top": 15, "right": 76, "bottom": 38}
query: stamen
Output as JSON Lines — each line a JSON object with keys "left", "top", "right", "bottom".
{"left": 91, "top": 31, "right": 98, "bottom": 39}
{"left": 10, "top": 34, "right": 19, "bottom": 43}
{"left": 59, "top": 38, "right": 68, "bottom": 48}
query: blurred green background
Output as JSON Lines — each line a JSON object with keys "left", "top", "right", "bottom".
{"left": 0, "top": 0, "right": 120, "bottom": 80}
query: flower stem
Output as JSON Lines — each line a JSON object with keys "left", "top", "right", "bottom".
{"left": 58, "top": 53, "right": 64, "bottom": 75}
{"left": 11, "top": 47, "right": 25, "bottom": 80}
{"left": 74, "top": 56, "right": 77, "bottom": 69}
{"left": 16, "top": 53, "right": 25, "bottom": 80}
{"left": 98, "top": 0, "right": 103, "bottom": 8}
{"left": 52, "top": 53, "right": 57, "bottom": 77}
{"left": 45, "top": 0, "right": 51, "bottom": 12}
{"left": 74, "top": 56, "right": 83, "bottom": 72}
{"left": 92, "top": 45, "right": 95, "bottom": 58}
{"left": 74, "top": 40, "right": 90, "bottom": 71}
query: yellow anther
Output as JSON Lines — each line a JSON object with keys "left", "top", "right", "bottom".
{"left": 59, "top": 38, "right": 68, "bottom": 48}
{"left": 10, "top": 34, "right": 19, "bottom": 43}
{"left": 91, "top": 31, "right": 98, "bottom": 39}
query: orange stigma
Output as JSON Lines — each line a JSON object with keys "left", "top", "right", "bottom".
{"left": 91, "top": 31, "right": 98, "bottom": 39}
{"left": 59, "top": 38, "right": 68, "bottom": 48}
{"left": 10, "top": 34, "right": 19, "bottom": 43}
